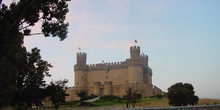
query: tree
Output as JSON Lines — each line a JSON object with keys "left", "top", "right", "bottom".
{"left": 123, "top": 84, "right": 142, "bottom": 108}
{"left": 167, "top": 82, "right": 199, "bottom": 106}
{"left": 46, "top": 79, "right": 69, "bottom": 109}
{"left": 75, "top": 89, "right": 89, "bottom": 106}
{"left": 11, "top": 47, "right": 52, "bottom": 109}
{"left": 0, "top": 0, "right": 69, "bottom": 108}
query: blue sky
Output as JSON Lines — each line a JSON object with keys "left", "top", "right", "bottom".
{"left": 3, "top": 0, "right": 220, "bottom": 99}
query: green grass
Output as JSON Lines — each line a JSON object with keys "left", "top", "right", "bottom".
{"left": 140, "top": 97, "right": 159, "bottom": 102}
{"left": 61, "top": 101, "right": 81, "bottom": 107}
{"left": 58, "top": 97, "right": 161, "bottom": 108}
{"left": 31, "top": 97, "right": 220, "bottom": 109}
{"left": 92, "top": 98, "right": 124, "bottom": 107}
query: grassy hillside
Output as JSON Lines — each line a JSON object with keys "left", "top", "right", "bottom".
{"left": 31, "top": 97, "right": 220, "bottom": 109}
{"left": 131, "top": 98, "right": 220, "bottom": 108}
{"left": 59, "top": 98, "right": 220, "bottom": 108}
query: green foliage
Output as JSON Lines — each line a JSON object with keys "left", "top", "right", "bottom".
{"left": 61, "top": 97, "right": 163, "bottom": 108}
{"left": 140, "top": 97, "right": 159, "bottom": 102}
{"left": 93, "top": 96, "right": 124, "bottom": 107}
{"left": 0, "top": 0, "right": 69, "bottom": 108}
{"left": 0, "top": 0, "right": 69, "bottom": 40}
{"left": 167, "top": 82, "right": 199, "bottom": 106}
{"left": 13, "top": 102, "right": 28, "bottom": 110}
{"left": 75, "top": 89, "right": 89, "bottom": 106}
{"left": 150, "top": 94, "right": 163, "bottom": 99}
{"left": 100, "top": 95, "right": 122, "bottom": 100}
{"left": 46, "top": 79, "right": 69, "bottom": 109}
{"left": 11, "top": 47, "right": 52, "bottom": 108}
{"left": 123, "top": 85, "right": 142, "bottom": 108}
{"left": 156, "top": 94, "right": 163, "bottom": 99}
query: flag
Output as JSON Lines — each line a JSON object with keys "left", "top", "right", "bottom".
{"left": 135, "top": 40, "right": 137, "bottom": 43}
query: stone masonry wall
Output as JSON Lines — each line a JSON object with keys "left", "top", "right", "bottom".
{"left": 86, "top": 68, "right": 129, "bottom": 86}
{"left": 68, "top": 46, "right": 161, "bottom": 101}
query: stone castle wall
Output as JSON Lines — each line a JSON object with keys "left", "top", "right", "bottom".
{"left": 86, "top": 68, "right": 129, "bottom": 86}
{"left": 66, "top": 83, "right": 156, "bottom": 101}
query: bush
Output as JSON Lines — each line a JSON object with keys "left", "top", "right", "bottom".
{"left": 79, "top": 102, "right": 92, "bottom": 106}
{"left": 135, "top": 93, "right": 142, "bottom": 99}
{"left": 123, "top": 93, "right": 142, "bottom": 100}
{"left": 150, "top": 95, "right": 156, "bottom": 98}
{"left": 14, "top": 102, "right": 28, "bottom": 110}
{"left": 167, "top": 82, "right": 199, "bottom": 106}
{"left": 155, "top": 94, "right": 163, "bottom": 99}
{"left": 100, "top": 95, "right": 122, "bottom": 100}
{"left": 150, "top": 94, "right": 163, "bottom": 99}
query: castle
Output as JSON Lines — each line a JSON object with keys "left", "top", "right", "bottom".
{"left": 66, "top": 46, "right": 162, "bottom": 101}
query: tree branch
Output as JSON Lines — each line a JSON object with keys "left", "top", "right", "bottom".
{"left": 8, "top": 0, "right": 36, "bottom": 32}
{"left": 19, "top": 24, "right": 32, "bottom": 31}
{"left": 24, "top": 33, "right": 43, "bottom": 36}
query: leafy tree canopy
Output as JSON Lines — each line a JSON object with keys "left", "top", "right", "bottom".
{"left": 46, "top": 79, "right": 69, "bottom": 109}
{"left": 75, "top": 89, "right": 89, "bottom": 106}
{"left": 0, "top": 0, "right": 69, "bottom": 108}
{"left": 167, "top": 82, "right": 199, "bottom": 106}
{"left": 123, "top": 84, "right": 142, "bottom": 108}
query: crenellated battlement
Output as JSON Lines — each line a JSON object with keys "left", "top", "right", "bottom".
{"left": 77, "top": 52, "right": 87, "bottom": 56}
{"left": 76, "top": 52, "right": 87, "bottom": 67}
{"left": 75, "top": 51, "right": 149, "bottom": 71}
{"left": 87, "top": 61, "right": 129, "bottom": 71}
{"left": 140, "top": 53, "right": 148, "bottom": 58}
{"left": 130, "top": 46, "right": 140, "bottom": 53}
{"left": 130, "top": 46, "right": 140, "bottom": 50}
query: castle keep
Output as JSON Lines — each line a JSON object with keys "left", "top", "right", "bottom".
{"left": 66, "top": 46, "right": 162, "bottom": 101}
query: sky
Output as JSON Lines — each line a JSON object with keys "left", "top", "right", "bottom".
{"left": 3, "top": 0, "right": 220, "bottom": 99}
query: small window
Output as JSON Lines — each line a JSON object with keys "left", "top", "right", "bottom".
{"left": 77, "top": 82, "right": 79, "bottom": 85}
{"left": 81, "top": 77, "right": 83, "bottom": 79}
{"left": 106, "top": 76, "right": 108, "bottom": 79}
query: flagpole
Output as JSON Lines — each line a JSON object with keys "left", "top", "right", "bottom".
{"left": 78, "top": 47, "right": 81, "bottom": 52}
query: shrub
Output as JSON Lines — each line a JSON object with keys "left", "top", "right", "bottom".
{"left": 155, "top": 94, "right": 163, "bottom": 99}
{"left": 100, "top": 95, "right": 122, "bottom": 100}
{"left": 150, "top": 95, "right": 156, "bottom": 98}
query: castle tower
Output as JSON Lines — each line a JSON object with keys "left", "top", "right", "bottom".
{"left": 140, "top": 53, "right": 148, "bottom": 67}
{"left": 74, "top": 52, "right": 87, "bottom": 88}
{"left": 104, "top": 81, "right": 112, "bottom": 95}
{"left": 140, "top": 53, "right": 152, "bottom": 84}
{"left": 128, "top": 46, "right": 144, "bottom": 84}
